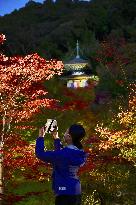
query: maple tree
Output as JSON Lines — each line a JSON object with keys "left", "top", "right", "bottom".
{"left": 92, "top": 39, "right": 135, "bottom": 163}
{"left": 1, "top": 76, "right": 96, "bottom": 204}
{"left": 81, "top": 83, "right": 136, "bottom": 204}
{"left": 94, "top": 38, "right": 130, "bottom": 99}
{"left": 0, "top": 33, "right": 63, "bottom": 202}
{"left": 95, "top": 83, "right": 136, "bottom": 164}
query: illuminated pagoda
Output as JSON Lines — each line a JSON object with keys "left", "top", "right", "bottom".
{"left": 60, "top": 41, "right": 92, "bottom": 88}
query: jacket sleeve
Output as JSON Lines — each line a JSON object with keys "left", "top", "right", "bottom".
{"left": 54, "top": 138, "right": 64, "bottom": 150}
{"left": 35, "top": 137, "right": 58, "bottom": 163}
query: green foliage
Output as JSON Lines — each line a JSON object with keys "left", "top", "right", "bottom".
{"left": 6, "top": 180, "right": 54, "bottom": 205}
{"left": 0, "top": 0, "right": 135, "bottom": 59}
{"left": 81, "top": 163, "right": 136, "bottom": 205}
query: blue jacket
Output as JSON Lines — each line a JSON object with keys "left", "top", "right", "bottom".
{"left": 35, "top": 137, "right": 88, "bottom": 196}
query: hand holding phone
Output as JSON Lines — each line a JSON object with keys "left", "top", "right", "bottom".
{"left": 45, "top": 119, "right": 59, "bottom": 139}
{"left": 51, "top": 128, "right": 59, "bottom": 139}
{"left": 39, "top": 126, "right": 46, "bottom": 137}
{"left": 45, "top": 119, "right": 57, "bottom": 134}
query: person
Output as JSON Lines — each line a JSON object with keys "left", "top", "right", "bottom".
{"left": 35, "top": 123, "right": 88, "bottom": 205}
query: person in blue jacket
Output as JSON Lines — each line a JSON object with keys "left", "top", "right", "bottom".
{"left": 35, "top": 124, "right": 88, "bottom": 205}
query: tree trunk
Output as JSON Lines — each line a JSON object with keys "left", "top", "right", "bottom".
{"left": 0, "top": 141, "right": 4, "bottom": 204}
{"left": 0, "top": 114, "right": 6, "bottom": 204}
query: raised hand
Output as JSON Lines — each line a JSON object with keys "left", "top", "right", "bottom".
{"left": 51, "top": 127, "right": 59, "bottom": 139}
{"left": 39, "top": 126, "right": 46, "bottom": 137}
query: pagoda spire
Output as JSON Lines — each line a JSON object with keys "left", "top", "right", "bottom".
{"left": 76, "top": 40, "right": 80, "bottom": 59}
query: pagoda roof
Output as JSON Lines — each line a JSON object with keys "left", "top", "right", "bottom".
{"left": 65, "top": 56, "right": 88, "bottom": 65}
{"left": 60, "top": 73, "right": 92, "bottom": 80}
{"left": 64, "top": 41, "right": 90, "bottom": 70}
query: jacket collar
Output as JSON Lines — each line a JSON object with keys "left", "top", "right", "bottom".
{"left": 66, "top": 144, "right": 79, "bottom": 150}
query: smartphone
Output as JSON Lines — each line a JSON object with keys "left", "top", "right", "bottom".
{"left": 45, "top": 119, "right": 57, "bottom": 133}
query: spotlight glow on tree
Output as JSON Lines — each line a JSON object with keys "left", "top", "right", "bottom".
{"left": 0, "top": 34, "right": 63, "bottom": 201}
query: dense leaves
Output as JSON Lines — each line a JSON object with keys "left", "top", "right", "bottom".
{"left": 0, "top": 34, "right": 63, "bottom": 127}
{"left": 93, "top": 38, "right": 135, "bottom": 101}
{"left": 95, "top": 84, "right": 136, "bottom": 164}
{"left": 0, "top": 34, "right": 63, "bottom": 203}
{"left": 3, "top": 133, "right": 51, "bottom": 182}
{"left": 0, "top": 0, "right": 135, "bottom": 59}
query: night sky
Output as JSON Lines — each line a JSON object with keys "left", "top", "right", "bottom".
{"left": 0, "top": 0, "right": 90, "bottom": 16}
{"left": 0, "top": 0, "right": 44, "bottom": 16}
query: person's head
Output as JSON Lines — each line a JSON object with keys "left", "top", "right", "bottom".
{"left": 64, "top": 124, "right": 86, "bottom": 149}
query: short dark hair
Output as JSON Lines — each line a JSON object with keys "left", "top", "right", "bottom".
{"left": 69, "top": 124, "right": 86, "bottom": 149}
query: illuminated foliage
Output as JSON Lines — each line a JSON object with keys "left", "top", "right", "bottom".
{"left": 3, "top": 133, "right": 51, "bottom": 181}
{"left": 0, "top": 33, "right": 63, "bottom": 203}
{"left": 95, "top": 84, "right": 136, "bottom": 164}
{"left": 0, "top": 47, "right": 63, "bottom": 125}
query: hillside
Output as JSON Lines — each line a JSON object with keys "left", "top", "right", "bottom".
{"left": 0, "top": 0, "right": 136, "bottom": 60}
